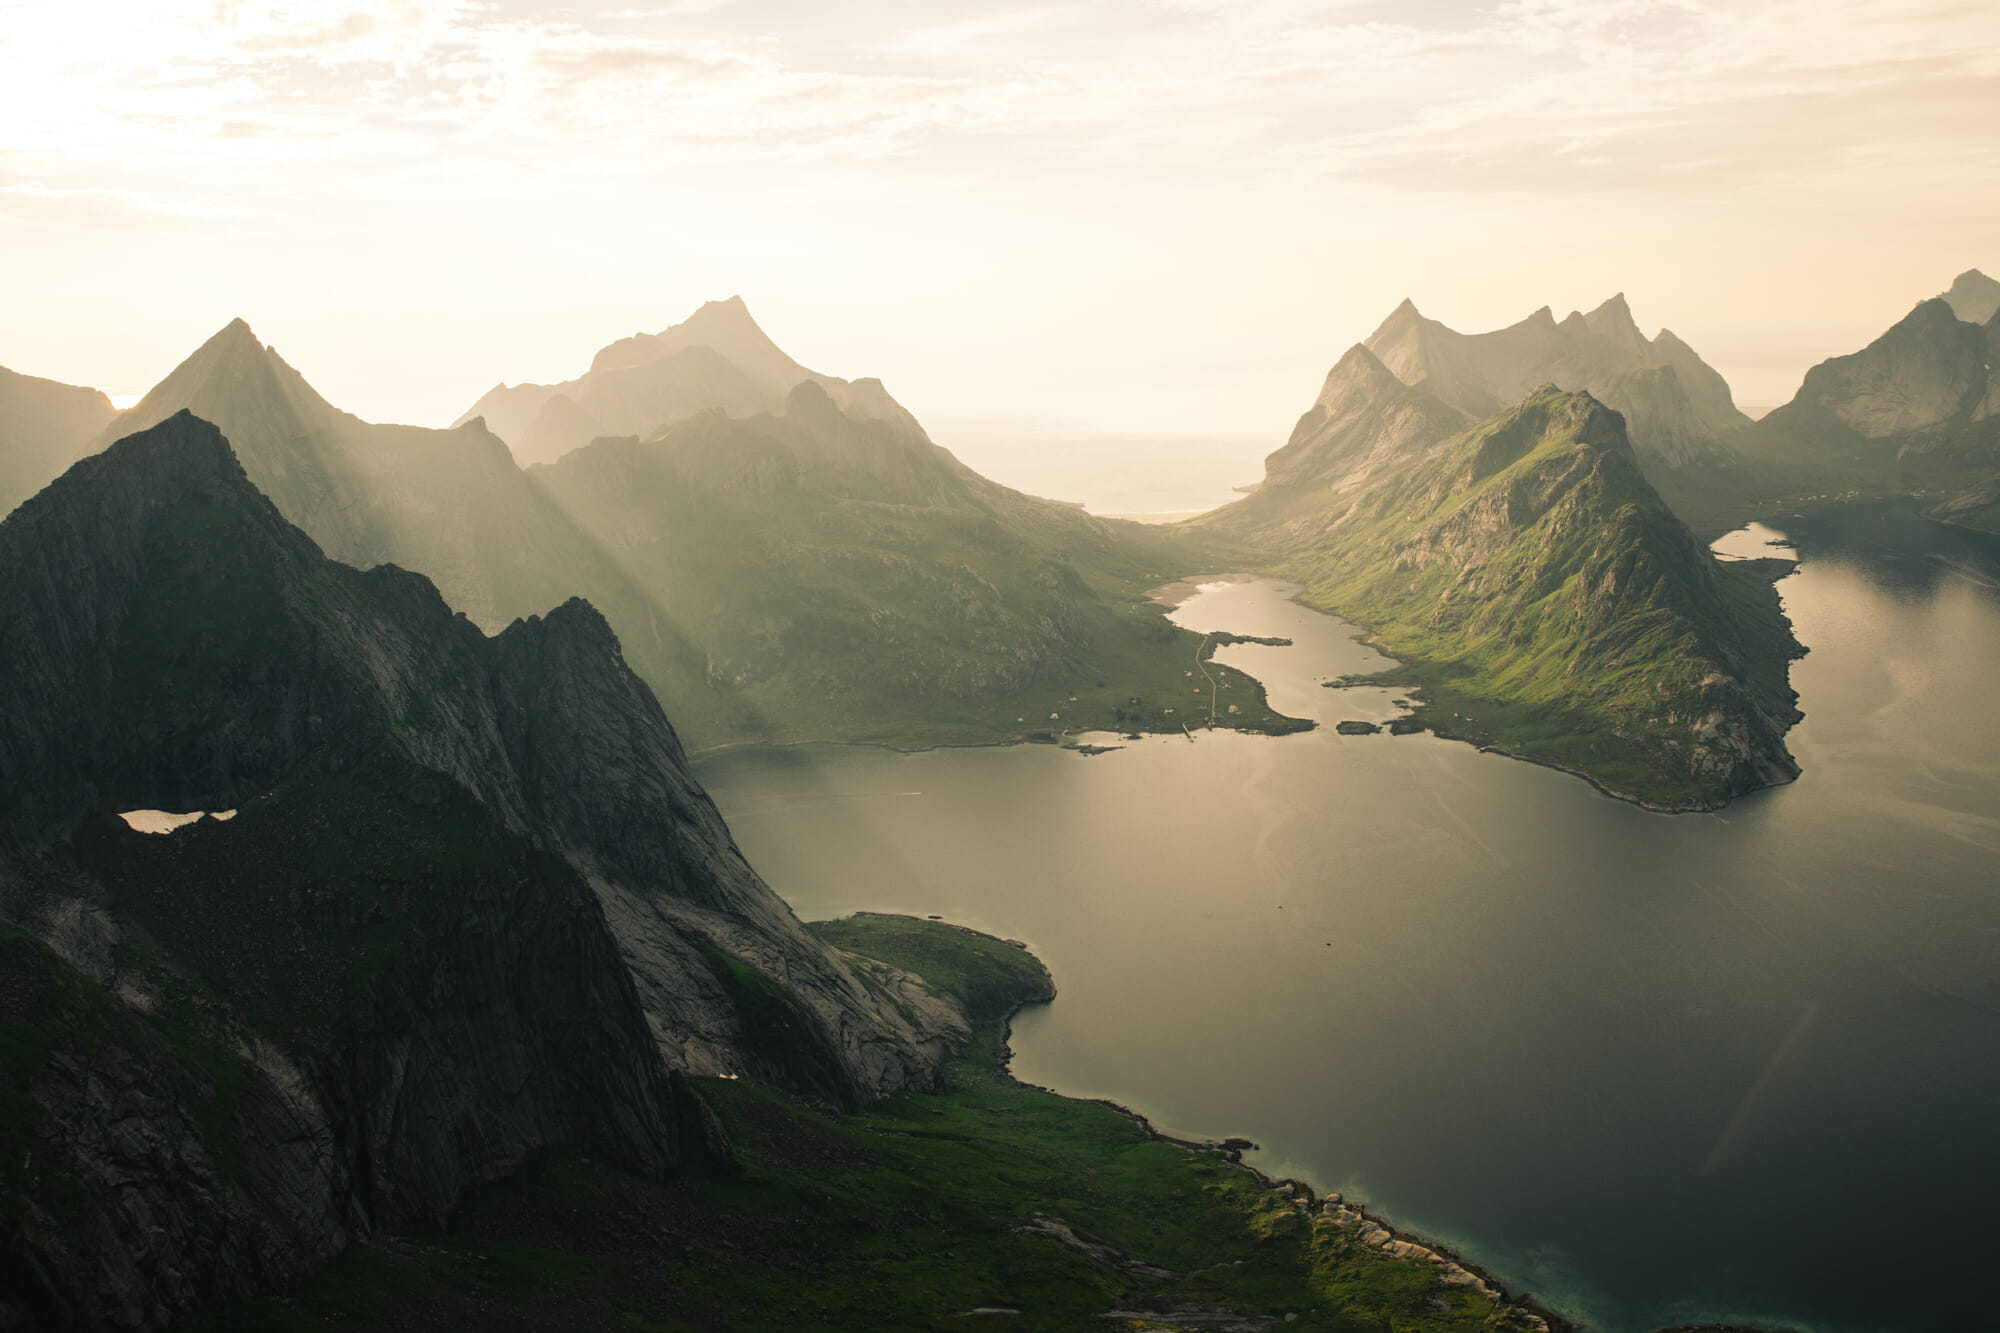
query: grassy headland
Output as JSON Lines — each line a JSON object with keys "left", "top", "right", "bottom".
{"left": 1196, "top": 386, "right": 1803, "bottom": 810}
{"left": 182, "top": 915, "right": 1562, "bottom": 1333}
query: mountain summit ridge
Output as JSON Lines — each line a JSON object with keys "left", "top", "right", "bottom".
{"left": 456, "top": 298, "right": 924, "bottom": 466}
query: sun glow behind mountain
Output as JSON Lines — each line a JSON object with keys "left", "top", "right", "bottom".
{"left": 2, "top": 0, "right": 1997, "bottom": 448}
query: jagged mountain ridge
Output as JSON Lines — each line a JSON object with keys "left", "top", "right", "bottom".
{"left": 457, "top": 297, "right": 923, "bottom": 467}
{"left": 0, "top": 363, "right": 118, "bottom": 519}
{"left": 1360, "top": 293, "right": 1753, "bottom": 522}
{"left": 89, "top": 318, "right": 732, "bottom": 741}
{"left": 1200, "top": 380, "right": 1802, "bottom": 809}
{"left": 91, "top": 320, "right": 653, "bottom": 634}
{"left": 97, "top": 314, "right": 1257, "bottom": 750}
{"left": 0, "top": 413, "right": 966, "bottom": 1327}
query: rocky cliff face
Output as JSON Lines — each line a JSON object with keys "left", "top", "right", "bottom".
{"left": 0, "top": 413, "right": 967, "bottom": 1328}
{"left": 0, "top": 364, "right": 118, "bottom": 519}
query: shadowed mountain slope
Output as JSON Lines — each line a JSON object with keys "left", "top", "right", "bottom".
{"left": 528, "top": 379, "right": 1287, "bottom": 746}
{"left": 1199, "top": 378, "right": 1802, "bottom": 809}
{"left": 0, "top": 363, "right": 117, "bottom": 518}
{"left": 0, "top": 413, "right": 967, "bottom": 1328}
{"left": 101, "top": 316, "right": 1273, "bottom": 751}
{"left": 90, "top": 319, "right": 722, "bottom": 732}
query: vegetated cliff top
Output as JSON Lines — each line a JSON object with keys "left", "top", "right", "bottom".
{"left": 1204, "top": 383, "right": 1803, "bottom": 810}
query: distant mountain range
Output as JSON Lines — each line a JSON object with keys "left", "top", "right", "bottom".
{"left": 1357, "top": 292, "right": 1754, "bottom": 521}
{"left": 4, "top": 269, "right": 1993, "bottom": 794}
{"left": 0, "top": 412, "right": 967, "bottom": 1327}
{"left": 1, "top": 307, "right": 1282, "bottom": 750}
{"left": 455, "top": 297, "right": 923, "bottom": 467}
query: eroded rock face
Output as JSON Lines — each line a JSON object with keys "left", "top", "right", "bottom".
{"left": 0, "top": 413, "right": 965, "bottom": 1328}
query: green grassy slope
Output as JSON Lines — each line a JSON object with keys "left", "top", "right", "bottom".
{"left": 529, "top": 392, "right": 1301, "bottom": 750}
{"left": 1201, "top": 386, "right": 1802, "bottom": 809}
{"left": 183, "top": 915, "right": 1560, "bottom": 1333}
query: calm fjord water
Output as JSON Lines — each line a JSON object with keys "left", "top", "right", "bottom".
{"left": 695, "top": 501, "right": 2000, "bottom": 1333}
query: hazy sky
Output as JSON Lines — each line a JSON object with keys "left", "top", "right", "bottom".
{"left": 3, "top": 0, "right": 1996, "bottom": 448}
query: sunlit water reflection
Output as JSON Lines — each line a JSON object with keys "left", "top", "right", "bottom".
{"left": 697, "top": 501, "right": 2000, "bottom": 1333}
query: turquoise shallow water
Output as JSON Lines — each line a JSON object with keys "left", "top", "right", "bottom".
{"left": 696, "top": 502, "right": 2000, "bottom": 1333}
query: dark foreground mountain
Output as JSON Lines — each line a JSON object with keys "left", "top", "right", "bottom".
{"left": 0, "top": 363, "right": 117, "bottom": 518}
{"left": 1200, "top": 352, "right": 1802, "bottom": 809}
{"left": 186, "top": 915, "right": 1585, "bottom": 1333}
{"left": 1358, "top": 293, "right": 1754, "bottom": 524}
{"left": 89, "top": 320, "right": 672, "bottom": 645}
{"left": 0, "top": 414, "right": 965, "bottom": 1329}
{"left": 1737, "top": 274, "right": 2000, "bottom": 515}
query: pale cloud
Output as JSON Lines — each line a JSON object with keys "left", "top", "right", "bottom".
{"left": 1, "top": 0, "right": 1995, "bottom": 434}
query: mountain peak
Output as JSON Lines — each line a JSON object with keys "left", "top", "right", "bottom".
{"left": 98, "top": 319, "right": 343, "bottom": 452}
{"left": 1942, "top": 268, "right": 2000, "bottom": 325}
{"left": 1582, "top": 292, "right": 1649, "bottom": 357}
{"left": 1319, "top": 342, "right": 1405, "bottom": 404}
{"left": 588, "top": 295, "right": 796, "bottom": 380}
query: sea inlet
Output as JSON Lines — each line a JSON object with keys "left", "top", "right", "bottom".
{"left": 697, "top": 500, "right": 2000, "bottom": 1333}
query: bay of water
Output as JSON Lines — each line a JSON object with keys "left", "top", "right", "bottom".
{"left": 695, "top": 501, "right": 2000, "bottom": 1333}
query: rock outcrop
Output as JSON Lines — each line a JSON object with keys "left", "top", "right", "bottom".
{"left": 0, "top": 413, "right": 967, "bottom": 1328}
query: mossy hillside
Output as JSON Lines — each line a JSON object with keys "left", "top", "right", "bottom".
{"left": 182, "top": 916, "right": 1551, "bottom": 1333}
{"left": 528, "top": 412, "right": 1299, "bottom": 752}
{"left": 1215, "top": 387, "right": 1801, "bottom": 808}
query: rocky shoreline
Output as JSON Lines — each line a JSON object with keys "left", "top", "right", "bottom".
{"left": 982, "top": 951, "right": 1806, "bottom": 1333}
{"left": 986, "top": 984, "right": 1573, "bottom": 1333}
